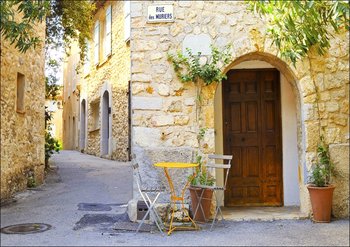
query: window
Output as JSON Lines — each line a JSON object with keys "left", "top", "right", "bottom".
{"left": 16, "top": 72, "right": 25, "bottom": 113}
{"left": 124, "top": 1, "right": 131, "bottom": 41}
{"left": 94, "top": 5, "right": 112, "bottom": 65}
{"left": 104, "top": 5, "right": 112, "bottom": 58}
{"left": 94, "top": 20, "right": 100, "bottom": 65}
{"left": 90, "top": 101, "right": 100, "bottom": 131}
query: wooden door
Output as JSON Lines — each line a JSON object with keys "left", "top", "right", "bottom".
{"left": 223, "top": 69, "right": 282, "bottom": 206}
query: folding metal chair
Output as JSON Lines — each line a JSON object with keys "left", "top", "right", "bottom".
{"left": 131, "top": 161, "right": 166, "bottom": 234}
{"left": 192, "top": 154, "right": 232, "bottom": 231}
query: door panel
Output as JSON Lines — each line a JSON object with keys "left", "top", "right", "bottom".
{"left": 223, "top": 69, "right": 282, "bottom": 206}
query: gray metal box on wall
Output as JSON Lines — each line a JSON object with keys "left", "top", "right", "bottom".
{"left": 137, "top": 200, "right": 149, "bottom": 220}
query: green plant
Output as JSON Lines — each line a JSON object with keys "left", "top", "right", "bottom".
{"left": 27, "top": 176, "right": 36, "bottom": 188}
{"left": 168, "top": 45, "right": 231, "bottom": 186}
{"left": 247, "top": 1, "right": 349, "bottom": 66}
{"left": 189, "top": 154, "right": 215, "bottom": 186}
{"left": 45, "top": 130, "right": 60, "bottom": 168}
{"left": 1, "top": 0, "right": 95, "bottom": 65}
{"left": 168, "top": 45, "right": 231, "bottom": 122}
{"left": 25, "top": 168, "right": 36, "bottom": 188}
{"left": 309, "top": 136, "right": 334, "bottom": 187}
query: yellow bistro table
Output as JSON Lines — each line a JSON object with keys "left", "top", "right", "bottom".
{"left": 154, "top": 162, "right": 200, "bottom": 235}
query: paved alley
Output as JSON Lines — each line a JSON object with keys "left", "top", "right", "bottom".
{"left": 1, "top": 151, "right": 349, "bottom": 246}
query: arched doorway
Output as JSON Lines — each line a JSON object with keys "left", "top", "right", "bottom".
{"left": 80, "top": 99, "right": 86, "bottom": 151}
{"left": 101, "top": 90, "right": 110, "bottom": 156}
{"left": 73, "top": 116, "right": 76, "bottom": 149}
{"left": 215, "top": 56, "right": 301, "bottom": 207}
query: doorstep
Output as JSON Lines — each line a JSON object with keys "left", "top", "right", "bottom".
{"left": 222, "top": 206, "right": 309, "bottom": 221}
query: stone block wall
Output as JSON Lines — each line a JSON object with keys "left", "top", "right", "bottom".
{"left": 0, "top": 17, "right": 46, "bottom": 201}
{"left": 330, "top": 144, "right": 349, "bottom": 218}
{"left": 63, "top": 1, "right": 131, "bottom": 161}
{"left": 130, "top": 1, "right": 349, "bottom": 216}
{"left": 83, "top": 0, "right": 130, "bottom": 161}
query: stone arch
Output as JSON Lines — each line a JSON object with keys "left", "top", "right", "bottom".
{"left": 100, "top": 81, "right": 112, "bottom": 158}
{"left": 101, "top": 90, "right": 110, "bottom": 156}
{"left": 214, "top": 51, "right": 305, "bottom": 209}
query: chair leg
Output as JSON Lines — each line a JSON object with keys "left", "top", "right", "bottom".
{"left": 210, "top": 191, "right": 224, "bottom": 231}
{"left": 145, "top": 193, "right": 165, "bottom": 234}
{"left": 136, "top": 192, "right": 164, "bottom": 235}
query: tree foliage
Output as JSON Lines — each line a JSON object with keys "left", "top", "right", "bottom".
{"left": 1, "top": 0, "right": 49, "bottom": 52}
{"left": 46, "top": 0, "right": 96, "bottom": 64}
{"left": 0, "top": 0, "right": 95, "bottom": 63}
{"left": 247, "top": 0, "right": 349, "bottom": 65}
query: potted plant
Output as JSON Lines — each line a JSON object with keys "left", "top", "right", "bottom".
{"left": 307, "top": 136, "right": 335, "bottom": 223}
{"left": 188, "top": 154, "right": 215, "bottom": 222}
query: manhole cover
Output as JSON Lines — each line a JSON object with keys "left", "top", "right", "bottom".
{"left": 1, "top": 223, "right": 51, "bottom": 234}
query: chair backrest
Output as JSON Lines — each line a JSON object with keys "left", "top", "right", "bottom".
{"left": 131, "top": 155, "right": 143, "bottom": 191}
{"left": 206, "top": 154, "right": 233, "bottom": 189}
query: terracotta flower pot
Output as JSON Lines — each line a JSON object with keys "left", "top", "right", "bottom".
{"left": 307, "top": 185, "right": 335, "bottom": 223}
{"left": 189, "top": 187, "right": 213, "bottom": 223}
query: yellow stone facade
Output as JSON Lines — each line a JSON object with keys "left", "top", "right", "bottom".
{"left": 0, "top": 15, "right": 46, "bottom": 201}
{"left": 130, "top": 1, "right": 349, "bottom": 217}
{"left": 63, "top": 1, "right": 130, "bottom": 161}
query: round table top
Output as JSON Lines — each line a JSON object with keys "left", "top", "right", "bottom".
{"left": 154, "top": 162, "right": 199, "bottom": 168}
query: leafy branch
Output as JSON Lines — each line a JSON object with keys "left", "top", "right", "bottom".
{"left": 248, "top": 1, "right": 349, "bottom": 66}
{"left": 1, "top": 0, "right": 95, "bottom": 66}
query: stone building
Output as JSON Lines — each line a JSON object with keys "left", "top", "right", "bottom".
{"left": 129, "top": 1, "right": 349, "bottom": 218}
{"left": 45, "top": 87, "right": 63, "bottom": 143}
{"left": 0, "top": 13, "right": 46, "bottom": 201}
{"left": 63, "top": 0, "right": 131, "bottom": 161}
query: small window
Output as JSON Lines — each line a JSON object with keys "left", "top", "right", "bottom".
{"left": 104, "top": 5, "right": 112, "bottom": 58}
{"left": 16, "top": 72, "right": 25, "bottom": 113}
{"left": 94, "top": 21, "right": 100, "bottom": 65}
{"left": 91, "top": 101, "right": 100, "bottom": 131}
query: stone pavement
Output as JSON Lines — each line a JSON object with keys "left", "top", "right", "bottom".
{"left": 1, "top": 151, "right": 349, "bottom": 246}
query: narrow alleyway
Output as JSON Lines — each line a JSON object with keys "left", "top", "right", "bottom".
{"left": 1, "top": 151, "right": 349, "bottom": 246}
{"left": 1, "top": 150, "right": 132, "bottom": 245}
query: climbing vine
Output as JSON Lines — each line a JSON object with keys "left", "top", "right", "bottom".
{"left": 168, "top": 45, "right": 231, "bottom": 123}
{"left": 168, "top": 45, "right": 231, "bottom": 185}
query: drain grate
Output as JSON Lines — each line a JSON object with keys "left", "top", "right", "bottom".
{"left": 1, "top": 223, "right": 51, "bottom": 234}
{"left": 77, "top": 203, "right": 112, "bottom": 211}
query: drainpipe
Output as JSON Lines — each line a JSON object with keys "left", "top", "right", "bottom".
{"left": 127, "top": 80, "right": 131, "bottom": 161}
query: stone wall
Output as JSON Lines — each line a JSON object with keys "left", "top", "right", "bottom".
{"left": 130, "top": 1, "right": 349, "bottom": 216}
{"left": 330, "top": 144, "right": 349, "bottom": 218}
{"left": 62, "top": 43, "right": 80, "bottom": 151}
{"left": 0, "top": 15, "right": 46, "bottom": 201}
{"left": 63, "top": 1, "right": 130, "bottom": 161}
